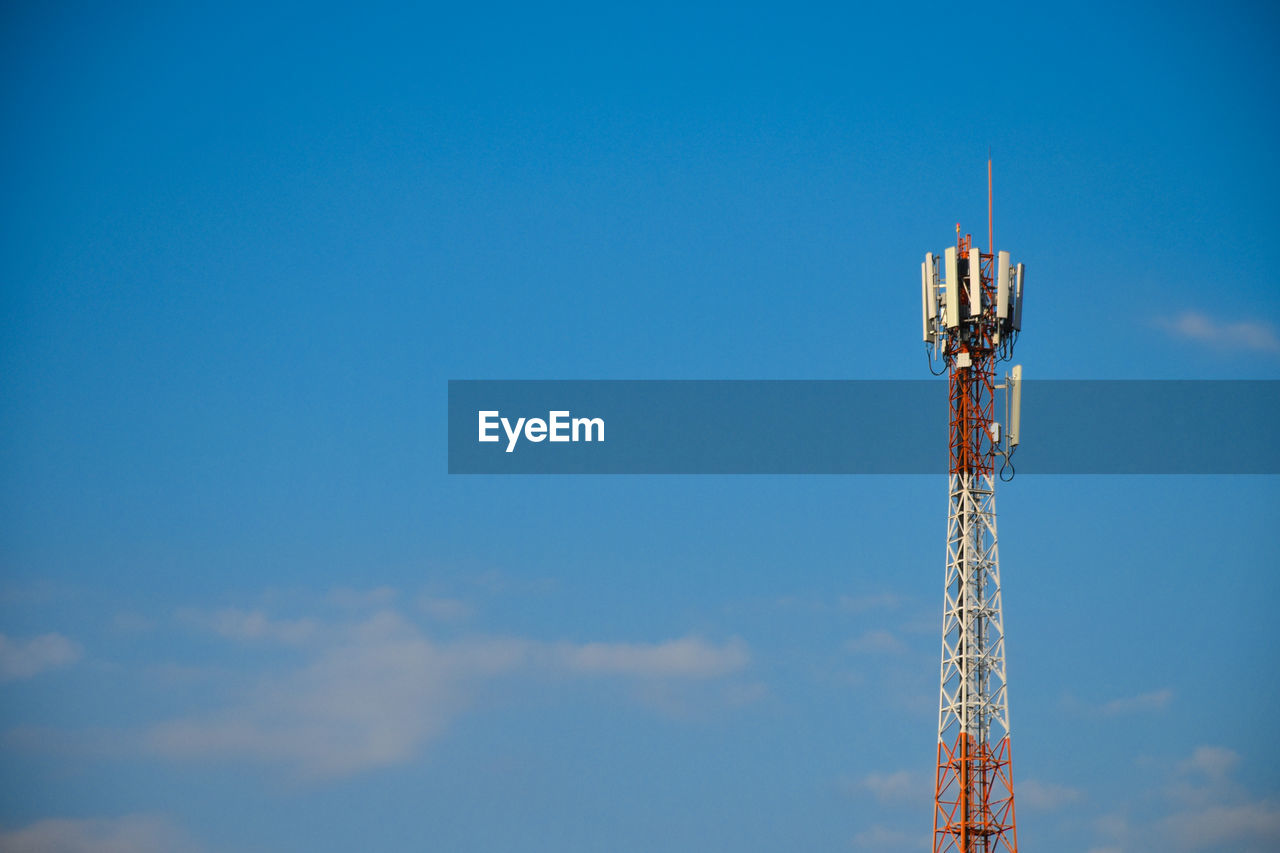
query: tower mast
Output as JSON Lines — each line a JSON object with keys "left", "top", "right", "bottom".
{"left": 919, "top": 179, "right": 1025, "bottom": 852}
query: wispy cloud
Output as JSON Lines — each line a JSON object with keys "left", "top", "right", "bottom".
{"left": 854, "top": 770, "right": 925, "bottom": 805}
{"left": 1178, "top": 745, "right": 1241, "bottom": 781}
{"left": 328, "top": 585, "right": 398, "bottom": 609}
{"left": 0, "top": 814, "right": 201, "bottom": 853}
{"left": 844, "top": 629, "right": 906, "bottom": 655}
{"left": 1018, "top": 778, "right": 1084, "bottom": 811}
{"left": 1158, "top": 746, "right": 1280, "bottom": 852}
{"left": 111, "top": 611, "right": 154, "bottom": 634}
{"left": 1090, "top": 745, "right": 1280, "bottom": 853}
{"left": 1159, "top": 800, "right": 1280, "bottom": 851}
{"left": 1100, "top": 687, "right": 1174, "bottom": 716}
{"left": 415, "top": 595, "right": 473, "bottom": 623}
{"left": 149, "top": 610, "right": 517, "bottom": 778}
{"left": 1062, "top": 686, "right": 1175, "bottom": 718}
{"left": 556, "top": 636, "right": 747, "bottom": 678}
{"left": 144, "top": 605, "right": 751, "bottom": 779}
{"left": 631, "top": 678, "right": 769, "bottom": 720}
{"left": 178, "top": 607, "right": 318, "bottom": 645}
{"left": 1155, "top": 311, "right": 1280, "bottom": 353}
{"left": 0, "top": 633, "right": 81, "bottom": 681}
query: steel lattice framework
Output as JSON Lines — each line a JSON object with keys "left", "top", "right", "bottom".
{"left": 921, "top": 211, "right": 1025, "bottom": 853}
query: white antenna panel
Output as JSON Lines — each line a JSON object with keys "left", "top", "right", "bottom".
{"left": 927, "top": 253, "right": 937, "bottom": 317}
{"left": 944, "top": 247, "right": 960, "bottom": 328}
{"left": 1008, "top": 364, "right": 1022, "bottom": 447}
{"left": 1012, "top": 263, "right": 1025, "bottom": 330}
{"left": 996, "top": 251, "right": 1011, "bottom": 320}
{"left": 921, "top": 255, "right": 935, "bottom": 343}
{"left": 968, "top": 247, "right": 982, "bottom": 319}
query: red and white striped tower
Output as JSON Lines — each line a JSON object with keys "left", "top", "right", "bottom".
{"left": 919, "top": 163, "right": 1025, "bottom": 853}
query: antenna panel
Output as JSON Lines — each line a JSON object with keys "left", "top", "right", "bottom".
{"left": 1012, "top": 263, "right": 1025, "bottom": 330}
{"left": 944, "top": 247, "right": 960, "bottom": 328}
{"left": 968, "top": 247, "right": 982, "bottom": 318}
{"left": 996, "top": 251, "right": 1011, "bottom": 320}
{"left": 921, "top": 254, "right": 935, "bottom": 343}
{"left": 1008, "top": 364, "right": 1022, "bottom": 446}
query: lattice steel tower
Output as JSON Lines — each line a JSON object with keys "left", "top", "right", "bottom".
{"left": 919, "top": 164, "right": 1025, "bottom": 853}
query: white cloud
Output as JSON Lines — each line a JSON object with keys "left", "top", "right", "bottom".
{"left": 555, "top": 636, "right": 748, "bottom": 678}
{"left": 1159, "top": 800, "right": 1280, "bottom": 851}
{"left": 415, "top": 595, "right": 472, "bottom": 622}
{"left": 148, "top": 607, "right": 751, "bottom": 778}
{"left": 1155, "top": 311, "right": 1280, "bottom": 353}
{"left": 1090, "top": 745, "right": 1280, "bottom": 853}
{"left": 0, "top": 633, "right": 81, "bottom": 681}
{"left": 328, "top": 586, "right": 398, "bottom": 608}
{"left": 844, "top": 630, "right": 905, "bottom": 655}
{"left": 180, "top": 608, "right": 317, "bottom": 645}
{"left": 0, "top": 814, "right": 200, "bottom": 853}
{"left": 1100, "top": 687, "right": 1173, "bottom": 716}
{"left": 1178, "top": 745, "right": 1240, "bottom": 781}
{"left": 1018, "top": 778, "right": 1084, "bottom": 811}
{"left": 1093, "top": 812, "right": 1131, "bottom": 842}
{"left": 856, "top": 770, "right": 923, "bottom": 804}
{"left": 630, "top": 678, "right": 769, "bottom": 720}
{"left": 1156, "top": 745, "right": 1280, "bottom": 851}
{"left": 148, "top": 610, "right": 525, "bottom": 778}
{"left": 722, "top": 680, "right": 770, "bottom": 706}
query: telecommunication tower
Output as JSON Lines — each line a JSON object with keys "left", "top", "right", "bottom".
{"left": 919, "top": 161, "right": 1025, "bottom": 853}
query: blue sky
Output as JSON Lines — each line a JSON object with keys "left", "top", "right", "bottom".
{"left": 1, "top": 2, "right": 1278, "bottom": 851}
